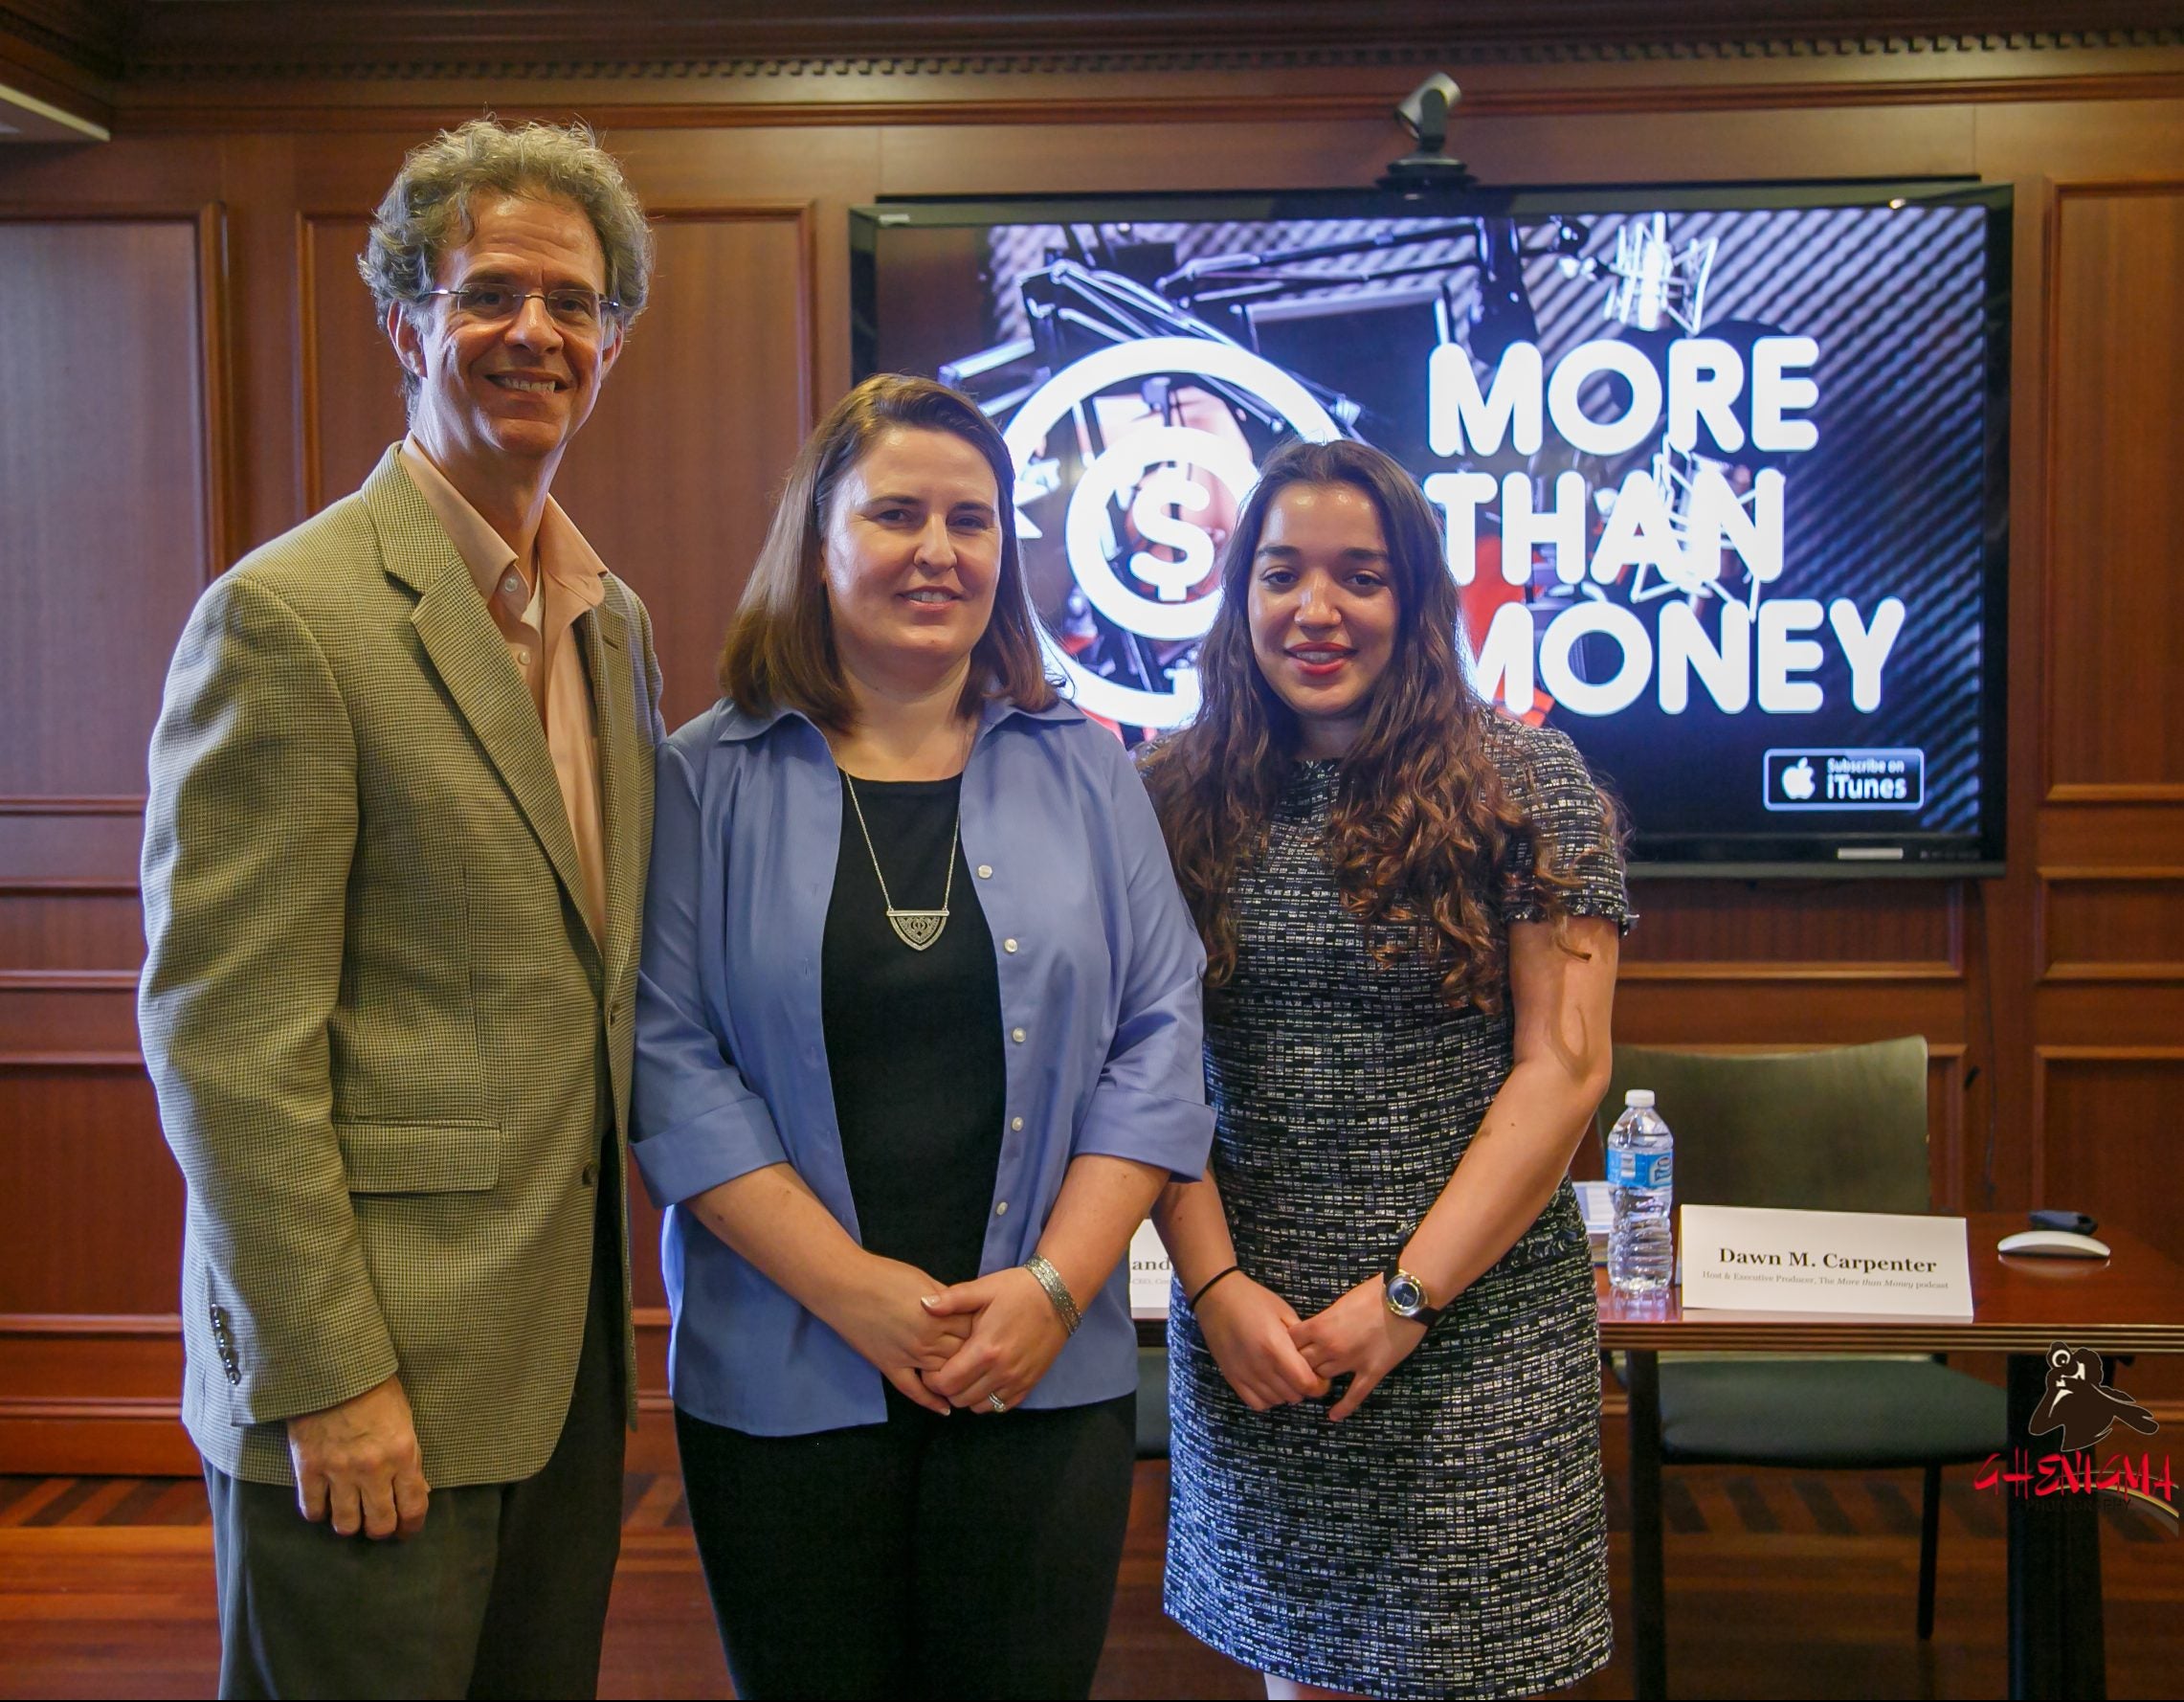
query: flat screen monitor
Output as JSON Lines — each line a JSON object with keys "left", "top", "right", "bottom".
{"left": 851, "top": 181, "right": 2012, "bottom": 876}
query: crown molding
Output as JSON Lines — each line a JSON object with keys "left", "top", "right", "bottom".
{"left": 107, "top": 65, "right": 2184, "bottom": 137}
{"left": 11, "top": 3, "right": 2173, "bottom": 83}
{"left": 13, "top": 4, "right": 2183, "bottom": 137}
{"left": 0, "top": 1, "right": 125, "bottom": 77}
{"left": 114, "top": 28, "right": 2184, "bottom": 85}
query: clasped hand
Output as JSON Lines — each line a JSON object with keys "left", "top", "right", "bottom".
{"left": 1199, "top": 1274, "right": 1424, "bottom": 1422}
{"left": 919, "top": 1267, "right": 1068, "bottom": 1414}
{"left": 834, "top": 1256, "right": 1066, "bottom": 1415}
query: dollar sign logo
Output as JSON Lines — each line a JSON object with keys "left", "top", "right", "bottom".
{"left": 1001, "top": 337, "right": 1345, "bottom": 730}
{"left": 1128, "top": 467, "right": 1215, "bottom": 601}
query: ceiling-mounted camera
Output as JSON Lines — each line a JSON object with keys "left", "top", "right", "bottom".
{"left": 1379, "top": 73, "right": 1476, "bottom": 193}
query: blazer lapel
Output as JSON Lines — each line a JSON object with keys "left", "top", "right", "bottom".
{"left": 362, "top": 450, "right": 599, "bottom": 963}
{"left": 582, "top": 592, "right": 642, "bottom": 992}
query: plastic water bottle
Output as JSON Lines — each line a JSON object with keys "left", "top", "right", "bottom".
{"left": 1606, "top": 1088, "right": 1675, "bottom": 1294}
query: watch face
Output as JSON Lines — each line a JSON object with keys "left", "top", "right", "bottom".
{"left": 1387, "top": 1273, "right": 1424, "bottom": 1314}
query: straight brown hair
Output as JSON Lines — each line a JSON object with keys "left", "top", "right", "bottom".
{"left": 718, "top": 373, "right": 1056, "bottom": 728}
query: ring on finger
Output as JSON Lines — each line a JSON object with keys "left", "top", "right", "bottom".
{"left": 987, "top": 1393, "right": 1007, "bottom": 1414}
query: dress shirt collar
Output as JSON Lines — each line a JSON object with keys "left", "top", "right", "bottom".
{"left": 714, "top": 689, "right": 1080, "bottom": 746}
{"left": 398, "top": 437, "right": 607, "bottom": 616}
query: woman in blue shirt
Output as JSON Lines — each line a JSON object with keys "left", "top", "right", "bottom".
{"left": 633, "top": 373, "right": 1212, "bottom": 1698}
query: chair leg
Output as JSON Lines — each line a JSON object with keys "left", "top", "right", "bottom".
{"left": 1917, "top": 1462, "right": 1941, "bottom": 1641}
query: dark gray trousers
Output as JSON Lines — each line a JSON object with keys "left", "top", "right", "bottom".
{"left": 204, "top": 1197, "right": 626, "bottom": 1701}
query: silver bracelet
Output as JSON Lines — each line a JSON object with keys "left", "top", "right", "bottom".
{"left": 1023, "top": 1255, "right": 1083, "bottom": 1336}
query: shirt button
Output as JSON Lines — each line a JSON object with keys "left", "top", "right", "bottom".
{"left": 1003, "top": 938, "right": 1018, "bottom": 953}
{"left": 501, "top": 572, "right": 523, "bottom": 596}
{"left": 1011, "top": 1116, "right": 1024, "bottom": 1131}
{"left": 1012, "top": 1027, "right": 1026, "bottom": 1044}
{"left": 994, "top": 1200, "right": 1009, "bottom": 1217}
{"left": 976, "top": 864, "right": 993, "bottom": 880}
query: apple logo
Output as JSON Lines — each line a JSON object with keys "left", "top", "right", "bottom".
{"left": 1782, "top": 757, "right": 1816, "bottom": 801}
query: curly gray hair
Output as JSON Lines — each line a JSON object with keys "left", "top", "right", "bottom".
{"left": 358, "top": 118, "right": 654, "bottom": 403}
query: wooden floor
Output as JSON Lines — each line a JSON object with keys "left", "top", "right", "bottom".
{"left": 2, "top": 1442, "right": 2177, "bottom": 1699}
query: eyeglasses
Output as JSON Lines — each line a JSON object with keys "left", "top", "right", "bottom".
{"left": 418, "top": 284, "right": 619, "bottom": 329}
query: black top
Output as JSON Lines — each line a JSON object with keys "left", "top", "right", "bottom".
{"left": 821, "top": 772, "right": 1006, "bottom": 1288}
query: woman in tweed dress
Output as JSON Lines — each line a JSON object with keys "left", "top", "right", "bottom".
{"left": 1143, "top": 438, "right": 1628, "bottom": 1699}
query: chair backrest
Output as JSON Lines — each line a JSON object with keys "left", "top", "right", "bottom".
{"left": 1594, "top": 1037, "right": 1932, "bottom": 1214}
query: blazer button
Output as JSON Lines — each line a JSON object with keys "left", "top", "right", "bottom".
{"left": 580, "top": 1161, "right": 599, "bottom": 1187}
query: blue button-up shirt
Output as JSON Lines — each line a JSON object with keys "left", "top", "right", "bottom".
{"left": 633, "top": 691, "right": 1212, "bottom": 1437}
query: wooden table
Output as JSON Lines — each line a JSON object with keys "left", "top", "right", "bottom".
{"left": 1597, "top": 1212, "right": 2184, "bottom": 1701}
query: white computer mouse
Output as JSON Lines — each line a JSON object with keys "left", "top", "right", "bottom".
{"left": 1996, "top": 1229, "right": 2112, "bottom": 1259}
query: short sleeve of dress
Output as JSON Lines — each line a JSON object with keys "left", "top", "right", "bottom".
{"left": 1492, "top": 722, "right": 1636, "bottom": 934}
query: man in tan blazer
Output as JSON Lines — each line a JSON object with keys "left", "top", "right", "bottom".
{"left": 140, "top": 120, "right": 662, "bottom": 1699}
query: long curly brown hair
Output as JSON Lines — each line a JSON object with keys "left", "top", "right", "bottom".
{"left": 1140, "top": 438, "right": 1583, "bottom": 1011}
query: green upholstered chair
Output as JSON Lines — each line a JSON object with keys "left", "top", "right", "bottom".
{"left": 1597, "top": 1037, "right": 2007, "bottom": 1648}
{"left": 1136, "top": 1344, "right": 1171, "bottom": 1460}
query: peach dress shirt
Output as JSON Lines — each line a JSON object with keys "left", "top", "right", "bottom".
{"left": 399, "top": 439, "right": 610, "bottom": 941}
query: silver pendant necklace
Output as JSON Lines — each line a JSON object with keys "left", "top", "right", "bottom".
{"left": 841, "top": 772, "right": 960, "bottom": 952}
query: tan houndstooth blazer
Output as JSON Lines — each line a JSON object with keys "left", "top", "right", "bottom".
{"left": 140, "top": 445, "right": 662, "bottom": 1488}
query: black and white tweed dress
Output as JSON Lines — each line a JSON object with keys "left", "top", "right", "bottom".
{"left": 1164, "top": 721, "right": 1629, "bottom": 1700}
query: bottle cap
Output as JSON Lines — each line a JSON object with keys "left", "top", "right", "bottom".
{"left": 1624, "top": 1088, "right": 1655, "bottom": 1109}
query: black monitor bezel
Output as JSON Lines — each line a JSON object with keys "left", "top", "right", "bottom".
{"left": 850, "top": 178, "right": 2013, "bottom": 880}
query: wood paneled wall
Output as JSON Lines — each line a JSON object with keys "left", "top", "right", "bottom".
{"left": 4, "top": 41, "right": 2183, "bottom": 1472}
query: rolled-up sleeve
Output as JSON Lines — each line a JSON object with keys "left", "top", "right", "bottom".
{"left": 1071, "top": 738, "right": 1214, "bottom": 1179}
{"left": 632, "top": 737, "right": 789, "bottom": 1206}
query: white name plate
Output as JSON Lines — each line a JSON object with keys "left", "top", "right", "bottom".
{"left": 1680, "top": 1204, "right": 1973, "bottom": 1317}
{"left": 1128, "top": 1218, "right": 1173, "bottom": 1320}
